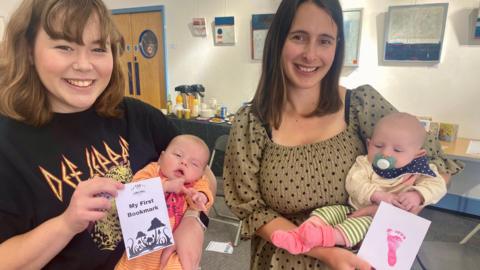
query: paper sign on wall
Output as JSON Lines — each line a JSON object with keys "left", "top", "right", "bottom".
{"left": 358, "top": 202, "right": 431, "bottom": 270}
{"left": 475, "top": 6, "right": 480, "bottom": 39}
{"left": 251, "top": 14, "right": 274, "bottom": 60}
{"left": 214, "top": 16, "right": 235, "bottom": 45}
{"left": 192, "top": 17, "right": 207, "bottom": 37}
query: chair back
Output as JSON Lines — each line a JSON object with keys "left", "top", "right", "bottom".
{"left": 209, "top": 134, "right": 229, "bottom": 167}
{"left": 209, "top": 134, "right": 229, "bottom": 196}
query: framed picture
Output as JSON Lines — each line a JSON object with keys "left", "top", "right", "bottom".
{"left": 192, "top": 18, "right": 207, "bottom": 37}
{"left": 251, "top": 14, "right": 274, "bottom": 60}
{"left": 383, "top": 3, "right": 448, "bottom": 63}
{"left": 343, "top": 9, "right": 362, "bottom": 67}
{"left": 475, "top": 7, "right": 480, "bottom": 39}
{"left": 214, "top": 16, "right": 235, "bottom": 45}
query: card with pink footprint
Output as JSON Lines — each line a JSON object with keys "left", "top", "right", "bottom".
{"left": 358, "top": 202, "right": 431, "bottom": 270}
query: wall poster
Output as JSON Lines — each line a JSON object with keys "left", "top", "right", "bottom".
{"left": 214, "top": 16, "right": 235, "bottom": 45}
{"left": 383, "top": 3, "right": 448, "bottom": 63}
{"left": 192, "top": 17, "right": 207, "bottom": 37}
{"left": 251, "top": 14, "right": 274, "bottom": 60}
{"left": 475, "top": 7, "right": 480, "bottom": 39}
{"left": 343, "top": 9, "right": 362, "bottom": 66}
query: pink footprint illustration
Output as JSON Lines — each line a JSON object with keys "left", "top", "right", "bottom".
{"left": 386, "top": 229, "right": 406, "bottom": 266}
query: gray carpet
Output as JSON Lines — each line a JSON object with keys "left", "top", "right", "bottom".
{"left": 201, "top": 197, "right": 250, "bottom": 270}
{"left": 201, "top": 198, "right": 480, "bottom": 270}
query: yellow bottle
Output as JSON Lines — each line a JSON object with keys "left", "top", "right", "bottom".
{"left": 191, "top": 98, "right": 199, "bottom": 117}
{"left": 166, "top": 94, "right": 173, "bottom": 114}
{"left": 175, "top": 94, "right": 184, "bottom": 118}
{"left": 175, "top": 94, "right": 183, "bottom": 105}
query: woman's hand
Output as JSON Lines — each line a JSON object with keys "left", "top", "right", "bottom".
{"left": 171, "top": 215, "right": 205, "bottom": 270}
{"left": 59, "top": 176, "right": 123, "bottom": 234}
{"left": 308, "top": 246, "right": 371, "bottom": 270}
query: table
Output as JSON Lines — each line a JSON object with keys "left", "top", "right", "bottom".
{"left": 435, "top": 138, "right": 480, "bottom": 216}
{"left": 440, "top": 138, "right": 480, "bottom": 162}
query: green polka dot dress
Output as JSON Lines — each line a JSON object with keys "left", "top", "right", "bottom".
{"left": 223, "top": 85, "right": 463, "bottom": 269}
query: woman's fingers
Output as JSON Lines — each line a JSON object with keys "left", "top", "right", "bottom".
{"left": 62, "top": 176, "right": 123, "bottom": 234}
{"left": 81, "top": 177, "right": 123, "bottom": 197}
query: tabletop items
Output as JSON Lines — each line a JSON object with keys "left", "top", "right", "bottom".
{"left": 167, "top": 85, "right": 233, "bottom": 123}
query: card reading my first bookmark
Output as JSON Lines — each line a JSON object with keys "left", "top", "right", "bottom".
{"left": 116, "top": 177, "right": 173, "bottom": 260}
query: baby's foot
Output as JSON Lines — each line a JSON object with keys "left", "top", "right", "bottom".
{"left": 386, "top": 229, "right": 406, "bottom": 266}
{"left": 299, "top": 222, "right": 336, "bottom": 248}
{"left": 271, "top": 229, "right": 308, "bottom": 255}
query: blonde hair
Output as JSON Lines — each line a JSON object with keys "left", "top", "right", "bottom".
{"left": 0, "top": 0, "right": 125, "bottom": 126}
{"left": 169, "top": 135, "right": 211, "bottom": 167}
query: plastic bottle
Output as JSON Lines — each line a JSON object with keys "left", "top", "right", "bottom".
{"left": 175, "top": 94, "right": 184, "bottom": 118}
{"left": 191, "top": 98, "right": 199, "bottom": 118}
{"left": 166, "top": 94, "right": 173, "bottom": 115}
{"left": 175, "top": 94, "right": 183, "bottom": 108}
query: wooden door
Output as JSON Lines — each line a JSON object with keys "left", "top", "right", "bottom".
{"left": 112, "top": 14, "right": 135, "bottom": 98}
{"left": 112, "top": 11, "right": 166, "bottom": 109}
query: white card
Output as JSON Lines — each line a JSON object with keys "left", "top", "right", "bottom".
{"left": 116, "top": 177, "right": 173, "bottom": 260}
{"left": 205, "top": 241, "right": 234, "bottom": 254}
{"left": 358, "top": 202, "right": 431, "bottom": 270}
{"left": 466, "top": 140, "right": 480, "bottom": 155}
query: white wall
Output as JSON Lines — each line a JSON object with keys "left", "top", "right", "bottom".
{"left": 1, "top": 0, "right": 479, "bottom": 138}
{"left": 340, "top": 0, "right": 480, "bottom": 139}
{"left": 103, "top": 0, "right": 282, "bottom": 115}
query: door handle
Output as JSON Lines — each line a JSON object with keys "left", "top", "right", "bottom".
{"left": 127, "top": 62, "right": 133, "bottom": 95}
{"left": 134, "top": 59, "right": 141, "bottom": 96}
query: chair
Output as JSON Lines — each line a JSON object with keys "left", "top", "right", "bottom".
{"left": 208, "top": 134, "right": 242, "bottom": 246}
{"left": 459, "top": 223, "right": 480, "bottom": 244}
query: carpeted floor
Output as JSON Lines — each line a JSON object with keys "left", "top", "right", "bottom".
{"left": 200, "top": 197, "right": 480, "bottom": 270}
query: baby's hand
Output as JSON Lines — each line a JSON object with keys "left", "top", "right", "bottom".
{"left": 163, "top": 178, "right": 185, "bottom": 193}
{"left": 189, "top": 190, "right": 208, "bottom": 212}
{"left": 396, "top": 191, "right": 423, "bottom": 212}
{"left": 371, "top": 191, "right": 398, "bottom": 205}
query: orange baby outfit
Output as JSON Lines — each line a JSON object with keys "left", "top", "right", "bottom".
{"left": 115, "top": 162, "right": 213, "bottom": 270}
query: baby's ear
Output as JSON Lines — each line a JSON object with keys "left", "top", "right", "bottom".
{"left": 415, "top": 148, "right": 427, "bottom": 158}
{"left": 366, "top": 138, "right": 371, "bottom": 147}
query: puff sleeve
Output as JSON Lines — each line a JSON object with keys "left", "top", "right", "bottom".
{"left": 350, "top": 85, "right": 463, "bottom": 176}
{"left": 223, "top": 106, "right": 279, "bottom": 239}
{"left": 345, "top": 156, "right": 379, "bottom": 209}
{"left": 410, "top": 164, "right": 447, "bottom": 205}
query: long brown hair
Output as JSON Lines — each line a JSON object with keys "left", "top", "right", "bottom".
{"left": 251, "top": 0, "right": 345, "bottom": 129}
{"left": 0, "top": 0, "right": 125, "bottom": 126}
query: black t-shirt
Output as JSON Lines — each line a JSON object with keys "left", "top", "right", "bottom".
{"left": 0, "top": 97, "right": 178, "bottom": 269}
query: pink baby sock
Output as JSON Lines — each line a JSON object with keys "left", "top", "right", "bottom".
{"left": 271, "top": 227, "right": 309, "bottom": 254}
{"left": 299, "top": 221, "right": 336, "bottom": 248}
{"left": 271, "top": 222, "right": 336, "bottom": 255}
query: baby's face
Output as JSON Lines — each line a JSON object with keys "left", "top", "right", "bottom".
{"left": 367, "top": 124, "right": 424, "bottom": 168}
{"left": 158, "top": 139, "right": 208, "bottom": 183}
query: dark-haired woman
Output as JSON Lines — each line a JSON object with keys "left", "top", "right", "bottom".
{"left": 223, "top": 0, "right": 462, "bottom": 269}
